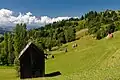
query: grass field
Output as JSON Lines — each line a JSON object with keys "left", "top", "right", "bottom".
{"left": 1, "top": 31, "right": 120, "bottom": 80}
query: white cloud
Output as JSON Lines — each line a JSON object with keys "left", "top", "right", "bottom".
{"left": 0, "top": 8, "right": 71, "bottom": 28}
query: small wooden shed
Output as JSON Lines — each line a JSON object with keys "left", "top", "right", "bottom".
{"left": 18, "top": 42, "right": 45, "bottom": 79}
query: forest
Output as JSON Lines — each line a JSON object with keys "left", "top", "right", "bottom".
{"left": 0, "top": 9, "right": 120, "bottom": 66}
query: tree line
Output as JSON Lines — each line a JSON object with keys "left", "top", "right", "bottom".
{"left": 0, "top": 21, "right": 76, "bottom": 65}
{"left": 1, "top": 9, "right": 120, "bottom": 66}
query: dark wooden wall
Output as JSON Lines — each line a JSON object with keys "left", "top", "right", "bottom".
{"left": 20, "top": 44, "right": 45, "bottom": 79}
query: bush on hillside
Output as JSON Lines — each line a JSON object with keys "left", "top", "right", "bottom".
{"left": 14, "top": 57, "right": 20, "bottom": 77}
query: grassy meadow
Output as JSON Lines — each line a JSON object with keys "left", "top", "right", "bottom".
{"left": 1, "top": 31, "right": 120, "bottom": 80}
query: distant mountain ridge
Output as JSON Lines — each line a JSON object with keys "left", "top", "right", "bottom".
{"left": 0, "top": 27, "right": 9, "bottom": 34}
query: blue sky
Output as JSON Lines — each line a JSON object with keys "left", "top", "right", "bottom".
{"left": 0, "top": 0, "right": 120, "bottom": 28}
{"left": 0, "top": 0, "right": 120, "bottom": 17}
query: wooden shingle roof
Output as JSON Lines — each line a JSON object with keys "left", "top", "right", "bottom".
{"left": 18, "top": 42, "right": 32, "bottom": 59}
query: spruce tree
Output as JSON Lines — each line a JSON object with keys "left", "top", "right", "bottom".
{"left": 14, "top": 23, "right": 27, "bottom": 57}
{"left": 8, "top": 33, "right": 15, "bottom": 65}
{"left": 3, "top": 32, "right": 9, "bottom": 65}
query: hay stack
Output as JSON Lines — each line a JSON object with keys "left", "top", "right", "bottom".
{"left": 106, "top": 33, "right": 113, "bottom": 39}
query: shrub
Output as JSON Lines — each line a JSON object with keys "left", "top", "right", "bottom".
{"left": 14, "top": 57, "right": 20, "bottom": 77}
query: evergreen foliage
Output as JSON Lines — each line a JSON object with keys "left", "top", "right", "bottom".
{"left": 0, "top": 10, "right": 120, "bottom": 66}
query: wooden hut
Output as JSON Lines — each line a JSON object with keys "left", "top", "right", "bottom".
{"left": 18, "top": 42, "right": 45, "bottom": 79}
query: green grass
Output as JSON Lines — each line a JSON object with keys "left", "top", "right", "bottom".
{"left": 1, "top": 31, "right": 120, "bottom": 80}
{"left": 76, "top": 28, "right": 88, "bottom": 40}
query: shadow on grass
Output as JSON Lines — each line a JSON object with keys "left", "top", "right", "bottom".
{"left": 45, "top": 71, "right": 61, "bottom": 77}
{"left": 20, "top": 71, "right": 61, "bottom": 79}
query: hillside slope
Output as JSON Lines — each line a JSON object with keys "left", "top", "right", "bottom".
{"left": 1, "top": 31, "right": 120, "bottom": 80}
{"left": 45, "top": 31, "right": 120, "bottom": 80}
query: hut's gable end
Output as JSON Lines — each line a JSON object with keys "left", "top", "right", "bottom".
{"left": 19, "top": 42, "right": 45, "bottom": 79}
